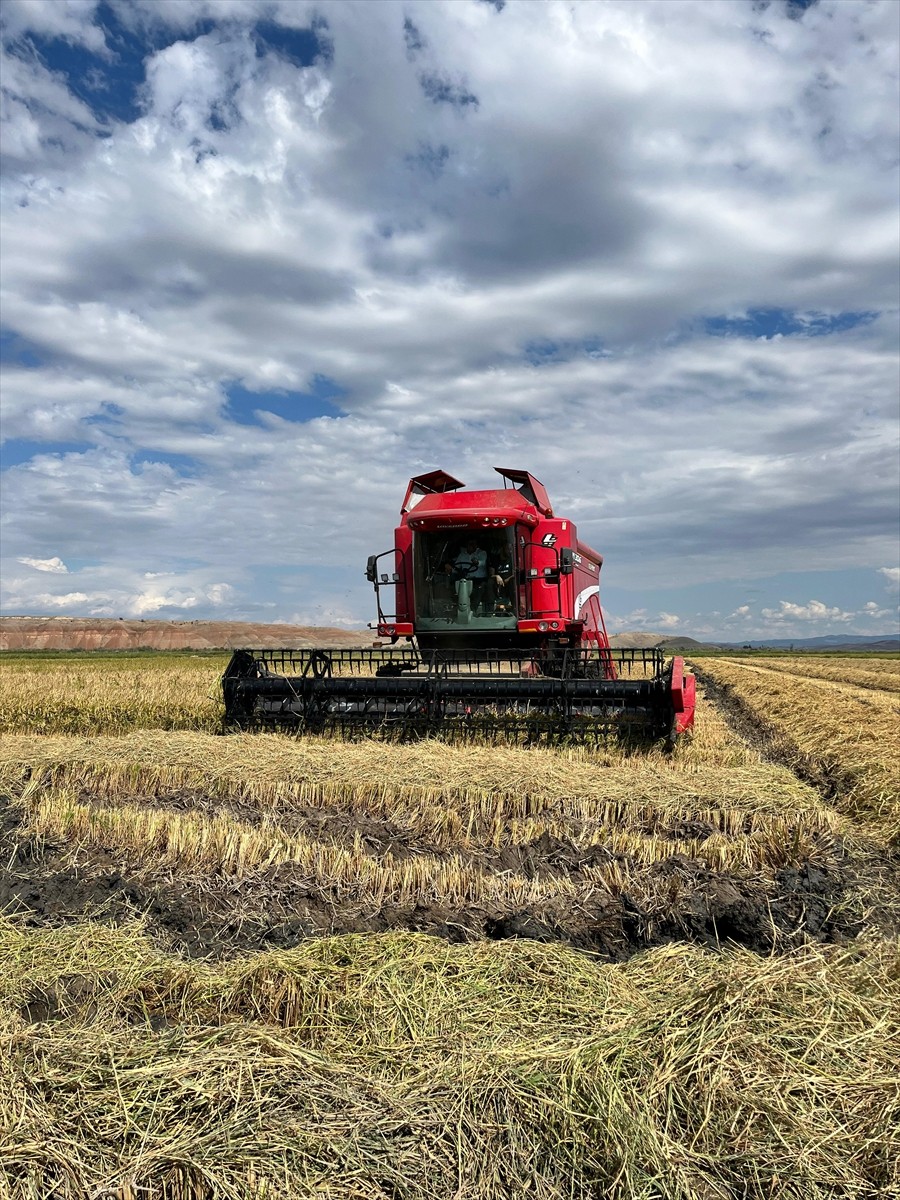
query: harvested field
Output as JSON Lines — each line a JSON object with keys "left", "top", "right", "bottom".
{"left": 733, "top": 654, "right": 900, "bottom": 694}
{"left": 1, "top": 651, "right": 898, "bottom": 1198}
{"left": 694, "top": 657, "right": 900, "bottom": 845}
{"left": 3, "top": 923, "right": 898, "bottom": 1200}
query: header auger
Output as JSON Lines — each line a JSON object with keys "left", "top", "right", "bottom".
{"left": 222, "top": 468, "right": 695, "bottom": 745}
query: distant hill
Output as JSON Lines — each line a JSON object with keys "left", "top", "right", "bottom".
{"left": 1, "top": 617, "right": 895, "bottom": 654}
{"left": 609, "top": 630, "right": 898, "bottom": 652}
{"left": 826, "top": 639, "right": 900, "bottom": 652}
{"left": 607, "top": 631, "right": 667, "bottom": 649}
{"left": 0, "top": 617, "right": 370, "bottom": 652}
{"left": 609, "top": 633, "right": 718, "bottom": 650}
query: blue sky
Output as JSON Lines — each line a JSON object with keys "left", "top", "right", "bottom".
{"left": 1, "top": 0, "right": 898, "bottom": 638}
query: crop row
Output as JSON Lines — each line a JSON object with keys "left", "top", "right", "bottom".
{"left": 735, "top": 655, "right": 899, "bottom": 693}
{"left": 694, "top": 658, "right": 900, "bottom": 844}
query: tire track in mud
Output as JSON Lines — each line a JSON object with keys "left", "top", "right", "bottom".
{"left": 0, "top": 787, "right": 857, "bottom": 961}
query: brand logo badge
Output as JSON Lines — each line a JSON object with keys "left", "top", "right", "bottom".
{"left": 540, "top": 533, "right": 557, "bottom": 548}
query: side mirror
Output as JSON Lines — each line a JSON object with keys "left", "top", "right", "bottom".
{"left": 365, "top": 555, "right": 378, "bottom": 583}
{"left": 560, "top": 548, "right": 574, "bottom": 576}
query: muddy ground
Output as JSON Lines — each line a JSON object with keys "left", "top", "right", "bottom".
{"left": 5, "top": 670, "right": 896, "bottom": 962}
{"left": 0, "top": 790, "right": 863, "bottom": 961}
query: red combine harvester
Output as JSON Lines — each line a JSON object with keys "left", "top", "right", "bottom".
{"left": 223, "top": 468, "right": 695, "bottom": 743}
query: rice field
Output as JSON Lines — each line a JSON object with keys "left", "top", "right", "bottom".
{"left": 1, "top": 650, "right": 898, "bottom": 1199}
{"left": 0, "top": 653, "right": 226, "bottom": 735}
{"left": 694, "top": 656, "right": 900, "bottom": 845}
{"left": 732, "top": 654, "right": 900, "bottom": 693}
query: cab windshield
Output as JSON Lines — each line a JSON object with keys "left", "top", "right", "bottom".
{"left": 413, "top": 529, "right": 518, "bottom": 631}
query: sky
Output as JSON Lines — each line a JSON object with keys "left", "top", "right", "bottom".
{"left": 1, "top": 0, "right": 898, "bottom": 640}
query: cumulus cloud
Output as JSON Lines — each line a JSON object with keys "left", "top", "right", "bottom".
{"left": 17, "top": 555, "right": 68, "bottom": 573}
{"left": 863, "top": 601, "right": 891, "bottom": 619}
{"left": 31, "top": 591, "right": 90, "bottom": 608}
{"left": 1, "top": 557, "right": 242, "bottom": 619}
{"left": 0, "top": 0, "right": 897, "bottom": 636}
{"left": 879, "top": 567, "right": 900, "bottom": 590}
{"left": 760, "top": 599, "right": 854, "bottom": 623}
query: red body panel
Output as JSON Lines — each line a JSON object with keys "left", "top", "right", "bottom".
{"left": 374, "top": 468, "right": 610, "bottom": 653}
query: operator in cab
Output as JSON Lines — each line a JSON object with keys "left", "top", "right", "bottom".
{"left": 454, "top": 538, "right": 488, "bottom": 614}
{"left": 455, "top": 539, "right": 487, "bottom": 581}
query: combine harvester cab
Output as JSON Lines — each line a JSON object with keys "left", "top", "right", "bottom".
{"left": 223, "top": 468, "right": 695, "bottom": 744}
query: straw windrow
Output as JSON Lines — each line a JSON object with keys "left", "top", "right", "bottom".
{"left": 695, "top": 657, "right": 900, "bottom": 844}
{"left": 737, "top": 655, "right": 900, "bottom": 693}
{"left": 2, "top": 922, "right": 898, "bottom": 1200}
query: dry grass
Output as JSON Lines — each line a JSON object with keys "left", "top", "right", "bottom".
{"left": 743, "top": 655, "right": 900, "bottom": 694}
{"left": 696, "top": 658, "right": 900, "bottom": 845}
{"left": 0, "top": 652, "right": 669, "bottom": 738}
{"left": 0, "top": 679, "right": 838, "bottom": 862}
{"left": 0, "top": 720, "right": 830, "bottom": 826}
{"left": 4, "top": 749, "right": 836, "bottom": 849}
{"left": 0, "top": 682, "right": 808, "bottom": 805}
{"left": 2, "top": 920, "right": 897, "bottom": 1200}
{"left": 0, "top": 680, "right": 844, "bottom": 905}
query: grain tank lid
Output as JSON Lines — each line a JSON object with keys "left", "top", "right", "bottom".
{"left": 401, "top": 469, "right": 465, "bottom": 513}
{"left": 494, "top": 468, "right": 553, "bottom": 517}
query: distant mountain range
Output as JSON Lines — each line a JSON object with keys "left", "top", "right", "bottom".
{"left": 1, "top": 617, "right": 896, "bottom": 654}
{"left": 717, "top": 634, "right": 900, "bottom": 650}
{"left": 609, "top": 632, "right": 899, "bottom": 652}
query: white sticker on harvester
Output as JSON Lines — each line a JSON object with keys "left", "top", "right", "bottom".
{"left": 574, "top": 585, "right": 600, "bottom": 618}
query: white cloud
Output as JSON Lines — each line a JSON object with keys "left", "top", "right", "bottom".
{"left": 656, "top": 612, "right": 680, "bottom": 629}
{"left": 32, "top": 591, "right": 90, "bottom": 608}
{"left": 879, "top": 567, "right": 900, "bottom": 590}
{"left": 760, "top": 599, "right": 854, "bottom": 623}
{"left": 605, "top": 608, "right": 648, "bottom": 633}
{"left": 1, "top": 557, "right": 246, "bottom": 619}
{"left": 0, "top": 0, "right": 107, "bottom": 51}
{"left": 863, "top": 601, "right": 890, "bottom": 619}
{"left": 286, "top": 604, "right": 367, "bottom": 630}
{"left": 206, "top": 583, "right": 235, "bottom": 606}
{"left": 17, "top": 555, "right": 68, "bottom": 573}
{"left": 0, "top": 0, "right": 897, "bottom": 632}
{"left": 731, "top": 605, "right": 751, "bottom": 618}
{"left": 131, "top": 591, "right": 199, "bottom": 616}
